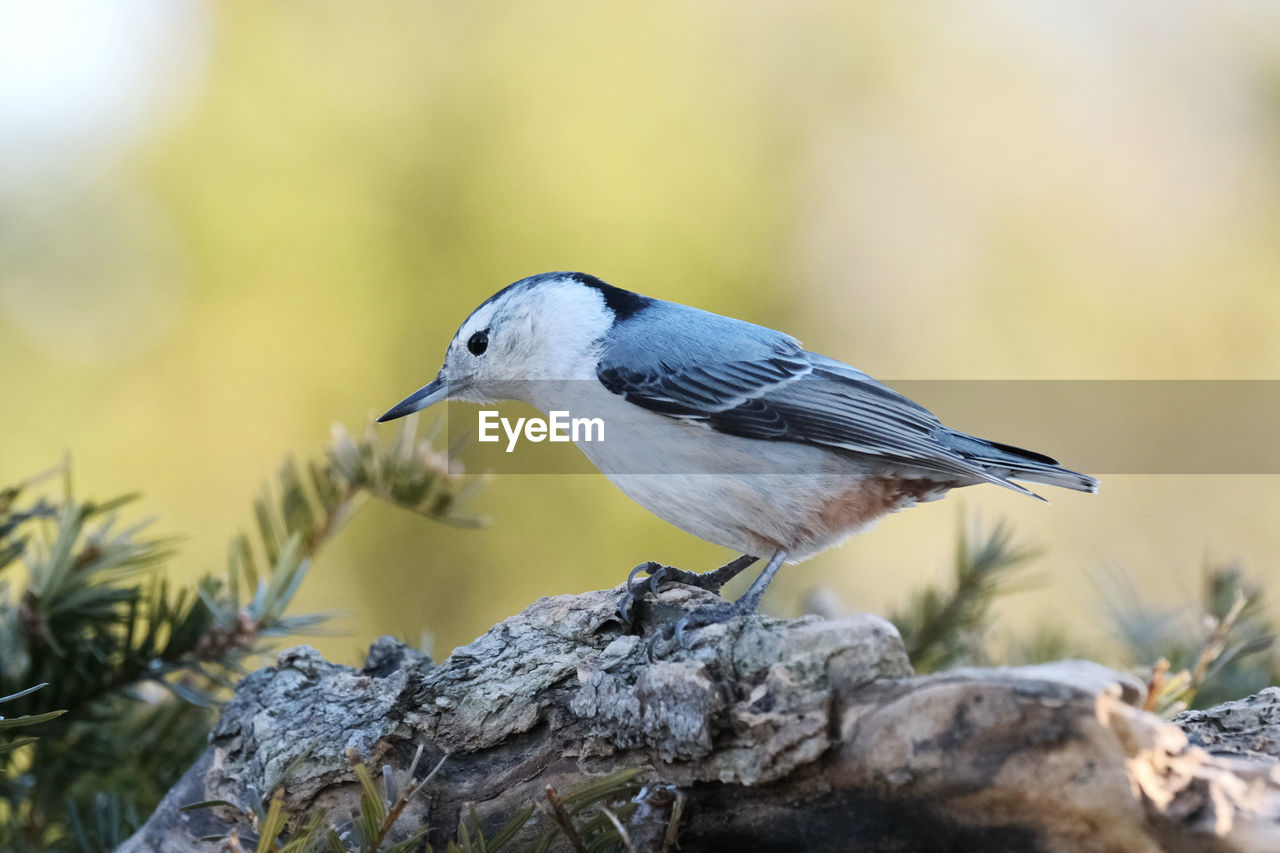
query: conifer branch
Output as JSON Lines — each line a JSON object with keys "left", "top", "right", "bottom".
{"left": 890, "top": 517, "right": 1041, "bottom": 672}
{"left": 0, "top": 417, "right": 481, "bottom": 851}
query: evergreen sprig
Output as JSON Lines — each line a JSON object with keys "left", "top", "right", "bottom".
{"left": 881, "top": 517, "right": 1278, "bottom": 713}
{"left": 1104, "top": 563, "right": 1279, "bottom": 717}
{"left": 0, "top": 684, "right": 64, "bottom": 758}
{"left": 0, "top": 417, "right": 481, "bottom": 852}
{"left": 891, "top": 517, "right": 1041, "bottom": 672}
{"left": 190, "top": 745, "right": 642, "bottom": 853}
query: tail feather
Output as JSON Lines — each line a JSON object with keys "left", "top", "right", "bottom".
{"left": 940, "top": 430, "right": 1099, "bottom": 495}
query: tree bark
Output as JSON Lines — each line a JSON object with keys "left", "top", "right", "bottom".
{"left": 120, "top": 585, "right": 1280, "bottom": 852}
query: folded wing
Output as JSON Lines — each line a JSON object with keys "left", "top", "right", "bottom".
{"left": 595, "top": 302, "right": 1054, "bottom": 496}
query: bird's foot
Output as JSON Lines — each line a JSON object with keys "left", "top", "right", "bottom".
{"left": 615, "top": 561, "right": 678, "bottom": 627}
{"left": 638, "top": 563, "right": 729, "bottom": 594}
{"left": 651, "top": 550, "right": 786, "bottom": 651}
{"left": 671, "top": 599, "right": 743, "bottom": 649}
{"left": 615, "top": 555, "right": 760, "bottom": 628}
{"left": 637, "top": 598, "right": 751, "bottom": 658}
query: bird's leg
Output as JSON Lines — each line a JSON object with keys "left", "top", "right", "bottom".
{"left": 673, "top": 549, "right": 788, "bottom": 648}
{"left": 644, "top": 553, "right": 760, "bottom": 595}
{"left": 726, "top": 549, "right": 786, "bottom": 613}
{"left": 615, "top": 554, "right": 759, "bottom": 627}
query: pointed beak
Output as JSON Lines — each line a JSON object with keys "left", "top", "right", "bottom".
{"left": 377, "top": 373, "right": 448, "bottom": 422}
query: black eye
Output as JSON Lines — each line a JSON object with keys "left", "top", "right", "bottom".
{"left": 467, "top": 329, "right": 489, "bottom": 356}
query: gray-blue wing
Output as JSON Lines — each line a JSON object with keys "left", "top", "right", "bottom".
{"left": 594, "top": 302, "right": 1030, "bottom": 491}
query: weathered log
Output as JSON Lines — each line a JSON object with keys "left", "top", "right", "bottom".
{"left": 1176, "top": 688, "right": 1280, "bottom": 760}
{"left": 119, "top": 585, "right": 1280, "bottom": 852}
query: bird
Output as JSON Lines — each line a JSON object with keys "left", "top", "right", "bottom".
{"left": 378, "top": 271, "right": 1097, "bottom": 640}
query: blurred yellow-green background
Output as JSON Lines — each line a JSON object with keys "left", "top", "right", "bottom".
{"left": 3, "top": 1, "right": 1280, "bottom": 662}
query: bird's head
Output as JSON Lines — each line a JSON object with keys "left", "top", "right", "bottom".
{"left": 378, "top": 271, "right": 648, "bottom": 422}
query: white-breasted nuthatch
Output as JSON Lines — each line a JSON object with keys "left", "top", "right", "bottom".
{"left": 379, "top": 272, "right": 1097, "bottom": 634}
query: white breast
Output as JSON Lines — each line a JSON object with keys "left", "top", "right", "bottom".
{"left": 526, "top": 381, "right": 951, "bottom": 561}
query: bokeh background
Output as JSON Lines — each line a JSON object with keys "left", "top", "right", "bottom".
{"left": 3, "top": 1, "right": 1280, "bottom": 662}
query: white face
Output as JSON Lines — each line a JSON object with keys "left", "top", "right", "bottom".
{"left": 378, "top": 275, "right": 618, "bottom": 422}
{"left": 438, "top": 277, "right": 615, "bottom": 405}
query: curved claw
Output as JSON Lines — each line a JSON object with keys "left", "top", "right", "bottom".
{"left": 673, "top": 601, "right": 739, "bottom": 649}
{"left": 615, "top": 591, "right": 636, "bottom": 626}
{"left": 647, "top": 564, "right": 672, "bottom": 597}
{"left": 626, "top": 561, "right": 662, "bottom": 589}
{"left": 674, "top": 615, "right": 692, "bottom": 649}
{"left": 617, "top": 561, "right": 671, "bottom": 629}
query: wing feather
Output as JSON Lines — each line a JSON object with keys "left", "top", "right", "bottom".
{"left": 594, "top": 303, "right": 1032, "bottom": 492}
